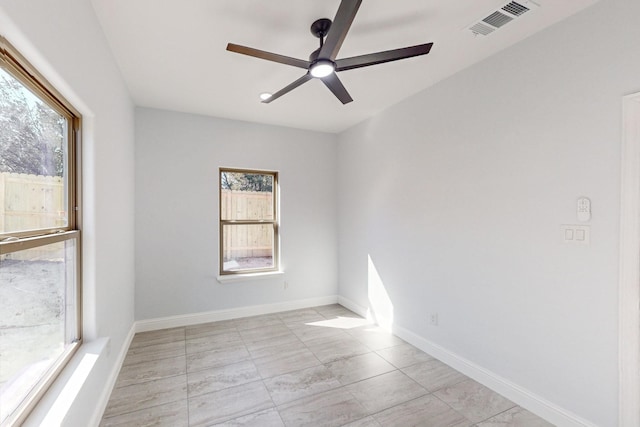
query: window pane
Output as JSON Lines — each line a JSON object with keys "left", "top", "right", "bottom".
{"left": 222, "top": 224, "right": 274, "bottom": 271}
{"left": 220, "top": 171, "right": 273, "bottom": 221}
{"left": 0, "top": 68, "right": 69, "bottom": 234}
{"left": 0, "top": 238, "right": 78, "bottom": 423}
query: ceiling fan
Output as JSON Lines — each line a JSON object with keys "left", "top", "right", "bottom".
{"left": 226, "top": 0, "right": 434, "bottom": 104}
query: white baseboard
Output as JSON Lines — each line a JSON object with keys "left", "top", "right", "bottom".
{"left": 393, "top": 325, "right": 597, "bottom": 427}
{"left": 135, "top": 295, "right": 339, "bottom": 333}
{"left": 89, "top": 325, "right": 136, "bottom": 427}
{"left": 337, "top": 295, "right": 370, "bottom": 319}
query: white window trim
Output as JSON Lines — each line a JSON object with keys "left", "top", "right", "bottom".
{"left": 216, "top": 270, "right": 284, "bottom": 284}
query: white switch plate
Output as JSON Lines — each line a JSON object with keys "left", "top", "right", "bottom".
{"left": 561, "top": 224, "right": 590, "bottom": 245}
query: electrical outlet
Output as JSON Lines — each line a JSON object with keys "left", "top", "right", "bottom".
{"left": 284, "top": 281, "right": 289, "bottom": 290}
{"left": 429, "top": 313, "right": 439, "bottom": 326}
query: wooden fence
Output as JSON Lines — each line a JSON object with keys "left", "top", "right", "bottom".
{"left": 0, "top": 172, "right": 65, "bottom": 234}
{"left": 0, "top": 175, "right": 273, "bottom": 261}
{"left": 0, "top": 172, "right": 65, "bottom": 261}
{"left": 220, "top": 190, "right": 274, "bottom": 260}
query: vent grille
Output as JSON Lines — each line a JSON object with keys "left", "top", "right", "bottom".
{"left": 469, "top": 22, "right": 496, "bottom": 36}
{"left": 482, "top": 11, "right": 513, "bottom": 28}
{"left": 503, "top": 2, "right": 530, "bottom": 16}
{"left": 466, "top": 0, "right": 538, "bottom": 37}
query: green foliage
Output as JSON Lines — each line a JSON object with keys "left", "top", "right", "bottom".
{"left": 0, "top": 69, "right": 65, "bottom": 177}
{"left": 221, "top": 171, "right": 273, "bottom": 192}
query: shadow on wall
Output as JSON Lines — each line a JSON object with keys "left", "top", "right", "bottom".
{"left": 367, "top": 254, "right": 394, "bottom": 331}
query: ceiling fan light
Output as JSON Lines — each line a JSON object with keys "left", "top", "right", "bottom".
{"left": 310, "top": 60, "right": 335, "bottom": 78}
{"left": 259, "top": 92, "right": 272, "bottom": 101}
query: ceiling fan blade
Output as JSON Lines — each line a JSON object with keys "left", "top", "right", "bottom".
{"left": 227, "top": 43, "right": 310, "bottom": 69}
{"left": 336, "top": 43, "right": 433, "bottom": 72}
{"left": 321, "top": 73, "right": 353, "bottom": 104}
{"left": 318, "top": 0, "right": 362, "bottom": 60}
{"left": 263, "top": 73, "right": 313, "bottom": 103}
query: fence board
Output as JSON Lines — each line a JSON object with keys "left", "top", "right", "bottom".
{"left": 0, "top": 172, "right": 65, "bottom": 260}
{"left": 221, "top": 190, "right": 274, "bottom": 260}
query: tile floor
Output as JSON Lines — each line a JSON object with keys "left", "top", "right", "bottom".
{"left": 100, "top": 304, "right": 554, "bottom": 427}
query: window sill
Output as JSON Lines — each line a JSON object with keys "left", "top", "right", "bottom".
{"left": 217, "top": 270, "right": 284, "bottom": 284}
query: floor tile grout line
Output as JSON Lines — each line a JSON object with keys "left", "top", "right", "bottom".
{"left": 117, "top": 352, "right": 187, "bottom": 373}
{"left": 185, "top": 327, "right": 241, "bottom": 342}
{"left": 208, "top": 406, "right": 283, "bottom": 427}
{"left": 397, "top": 357, "right": 471, "bottom": 391}
{"left": 127, "top": 328, "right": 187, "bottom": 349}
{"left": 183, "top": 341, "right": 248, "bottom": 363}
{"left": 271, "top": 384, "right": 344, "bottom": 412}
{"left": 122, "top": 346, "right": 187, "bottom": 366}
{"left": 255, "top": 337, "right": 469, "bottom": 420}
{"left": 472, "top": 403, "right": 520, "bottom": 425}
{"left": 126, "top": 340, "right": 185, "bottom": 351}
{"left": 249, "top": 341, "right": 306, "bottom": 361}
{"left": 101, "top": 398, "right": 189, "bottom": 422}
{"left": 374, "top": 348, "right": 439, "bottom": 371}
{"left": 188, "top": 377, "right": 266, "bottom": 398}
{"left": 111, "top": 342, "right": 188, "bottom": 388}
{"left": 121, "top": 354, "right": 186, "bottom": 369}
{"left": 362, "top": 390, "right": 474, "bottom": 426}
{"left": 267, "top": 366, "right": 404, "bottom": 411}
{"left": 263, "top": 370, "right": 344, "bottom": 408}
{"left": 114, "top": 372, "right": 188, "bottom": 390}
{"left": 185, "top": 357, "right": 257, "bottom": 379}
{"left": 260, "top": 376, "right": 279, "bottom": 419}
{"left": 430, "top": 388, "right": 504, "bottom": 426}
{"left": 186, "top": 379, "right": 276, "bottom": 426}
{"left": 183, "top": 334, "right": 191, "bottom": 427}
{"left": 296, "top": 322, "right": 361, "bottom": 364}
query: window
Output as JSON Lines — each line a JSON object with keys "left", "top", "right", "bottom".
{"left": 0, "top": 37, "right": 81, "bottom": 425}
{"left": 219, "top": 168, "right": 278, "bottom": 275}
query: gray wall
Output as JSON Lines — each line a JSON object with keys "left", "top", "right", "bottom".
{"left": 337, "top": 0, "right": 639, "bottom": 425}
{"left": 135, "top": 108, "right": 339, "bottom": 320}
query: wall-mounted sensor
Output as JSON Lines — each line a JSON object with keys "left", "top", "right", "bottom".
{"left": 577, "top": 197, "right": 591, "bottom": 222}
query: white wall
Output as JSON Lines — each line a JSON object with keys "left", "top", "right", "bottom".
{"left": 0, "top": 0, "right": 135, "bottom": 425}
{"left": 135, "top": 108, "right": 338, "bottom": 320}
{"left": 337, "top": 0, "right": 639, "bottom": 425}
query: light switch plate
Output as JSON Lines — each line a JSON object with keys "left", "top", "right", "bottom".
{"left": 561, "top": 224, "right": 590, "bottom": 245}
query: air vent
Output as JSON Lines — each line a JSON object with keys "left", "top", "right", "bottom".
{"left": 469, "top": 22, "right": 495, "bottom": 36}
{"left": 466, "top": 0, "right": 539, "bottom": 37}
{"left": 483, "top": 11, "right": 513, "bottom": 28}
{"left": 503, "top": 1, "right": 530, "bottom": 16}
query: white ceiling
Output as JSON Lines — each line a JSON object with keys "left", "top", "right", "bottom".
{"left": 91, "top": 0, "right": 596, "bottom": 133}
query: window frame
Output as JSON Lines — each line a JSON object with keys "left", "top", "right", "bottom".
{"left": 219, "top": 167, "right": 279, "bottom": 276}
{"left": 0, "top": 36, "right": 82, "bottom": 426}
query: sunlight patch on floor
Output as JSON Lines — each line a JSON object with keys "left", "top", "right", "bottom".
{"left": 305, "top": 316, "right": 372, "bottom": 329}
